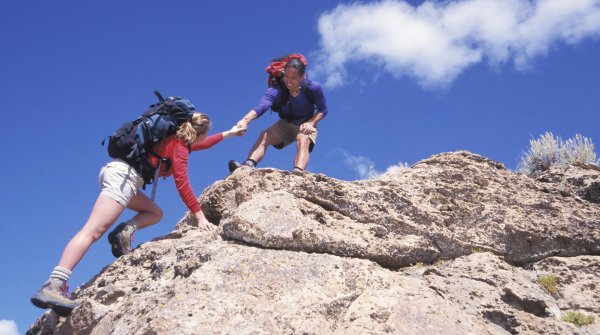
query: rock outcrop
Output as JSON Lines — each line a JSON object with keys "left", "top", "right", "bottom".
{"left": 536, "top": 162, "right": 600, "bottom": 204}
{"left": 29, "top": 151, "right": 600, "bottom": 335}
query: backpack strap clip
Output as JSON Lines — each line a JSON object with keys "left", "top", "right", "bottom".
{"left": 148, "top": 153, "right": 171, "bottom": 201}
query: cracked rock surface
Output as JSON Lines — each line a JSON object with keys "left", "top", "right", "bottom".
{"left": 29, "top": 151, "right": 600, "bottom": 334}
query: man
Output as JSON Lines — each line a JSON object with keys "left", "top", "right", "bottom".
{"left": 229, "top": 57, "right": 329, "bottom": 173}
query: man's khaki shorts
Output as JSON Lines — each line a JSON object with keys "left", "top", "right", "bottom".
{"left": 98, "top": 159, "right": 144, "bottom": 207}
{"left": 268, "top": 119, "right": 318, "bottom": 152}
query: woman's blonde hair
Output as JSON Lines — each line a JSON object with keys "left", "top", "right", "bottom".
{"left": 176, "top": 112, "right": 211, "bottom": 144}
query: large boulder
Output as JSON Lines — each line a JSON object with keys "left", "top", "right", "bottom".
{"left": 28, "top": 151, "right": 600, "bottom": 334}
{"left": 199, "top": 151, "right": 600, "bottom": 266}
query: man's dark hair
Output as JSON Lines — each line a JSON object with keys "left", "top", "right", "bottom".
{"left": 284, "top": 58, "right": 306, "bottom": 76}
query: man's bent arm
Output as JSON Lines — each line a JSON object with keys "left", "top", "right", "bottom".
{"left": 306, "top": 112, "right": 325, "bottom": 127}
{"left": 237, "top": 110, "right": 258, "bottom": 130}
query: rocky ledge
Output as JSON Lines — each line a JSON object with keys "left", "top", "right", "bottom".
{"left": 29, "top": 151, "right": 600, "bottom": 334}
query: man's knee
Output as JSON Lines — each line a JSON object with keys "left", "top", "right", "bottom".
{"left": 296, "top": 134, "right": 311, "bottom": 148}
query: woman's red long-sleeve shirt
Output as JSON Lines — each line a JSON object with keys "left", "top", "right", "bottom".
{"left": 149, "top": 133, "right": 224, "bottom": 214}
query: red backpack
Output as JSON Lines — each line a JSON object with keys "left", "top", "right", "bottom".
{"left": 265, "top": 53, "right": 308, "bottom": 87}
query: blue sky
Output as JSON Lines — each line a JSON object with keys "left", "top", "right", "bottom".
{"left": 1, "top": 0, "right": 599, "bottom": 332}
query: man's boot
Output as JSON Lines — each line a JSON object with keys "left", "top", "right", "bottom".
{"left": 228, "top": 159, "right": 256, "bottom": 172}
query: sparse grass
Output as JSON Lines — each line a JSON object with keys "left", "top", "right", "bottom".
{"left": 470, "top": 247, "right": 485, "bottom": 254}
{"left": 519, "top": 132, "right": 599, "bottom": 177}
{"left": 562, "top": 311, "right": 595, "bottom": 327}
{"left": 537, "top": 274, "right": 558, "bottom": 295}
{"left": 433, "top": 258, "right": 450, "bottom": 266}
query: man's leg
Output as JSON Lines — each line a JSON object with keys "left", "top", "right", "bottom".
{"left": 229, "top": 127, "right": 285, "bottom": 172}
{"left": 294, "top": 133, "right": 312, "bottom": 170}
{"left": 247, "top": 128, "right": 284, "bottom": 165}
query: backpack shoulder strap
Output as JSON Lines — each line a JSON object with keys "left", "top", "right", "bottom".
{"left": 271, "top": 83, "right": 289, "bottom": 113}
{"left": 301, "top": 80, "right": 315, "bottom": 106}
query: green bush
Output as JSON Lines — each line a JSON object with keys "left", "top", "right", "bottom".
{"left": 537, "top": 274, "right": 558, "bottom": 295}
{"left": 519, "top": 132, "right": 599, "bottom": 177}
{"left": 562, "top": 311, "right": 595, "bottom": 327}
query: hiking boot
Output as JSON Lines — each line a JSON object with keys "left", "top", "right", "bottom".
{"left": 228, "top": 160, "right": 243, "bottom": 172}
{"left": 228, "top": 159, "right": 256, "bottom": 173}
{"left": 107, "top": 222, "right": 135, "bottom": 258}
{"left": 31, "top": 279, "right": 79, "bottom": 317}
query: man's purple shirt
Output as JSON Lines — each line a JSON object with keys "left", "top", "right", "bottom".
{"left": 253, "top": 79, "right": 329, "bottom": 122}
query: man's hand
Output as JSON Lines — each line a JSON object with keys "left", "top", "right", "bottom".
{"left": 236, "top": 120, "right": 249, "bottom": 135}
{"left": 299, "top": 122, "right": 316, "bottom": 135}
{"left": 194, "top": 211, "right": 215, "bottom": 231}
{"left": 235, "top": 110, "right": 257, "bottom": 135}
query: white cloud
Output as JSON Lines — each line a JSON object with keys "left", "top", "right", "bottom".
{"left": 341, "top": 150, "right": 409, "bottom": 179}
{"left": 342, "top": 151, "right": 377, "bottom": 179}
{"left": 0, "top": 320, "right": 19, "bottom": 335}
{"left": 373, "top": 162, "right": 411, "bottom": 179}
{"left": 314, "top": 0, "right": 600, "bottom": 88}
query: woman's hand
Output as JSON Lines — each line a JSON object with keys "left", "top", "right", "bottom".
{"left": 194, "top": 211, "right": 215, "bottom": 231}
{"left": 223, "top": 125, "right": 246, "bottom": 139}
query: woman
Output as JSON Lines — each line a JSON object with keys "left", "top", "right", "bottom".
{"left": 31, "top": 112, "right": 242, "bottom": 316}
